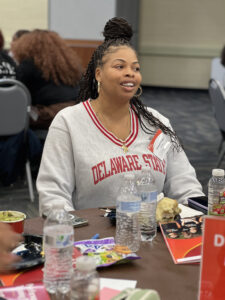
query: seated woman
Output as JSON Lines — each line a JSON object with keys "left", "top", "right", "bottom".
{"left": 11, "top": 29, "right": 83, "bottom": 129}
{"left": 0, "top": 29, "right": 16, "bottom": 79}
{"left": 37, "top": 18, "right": 204, "bottom": 216}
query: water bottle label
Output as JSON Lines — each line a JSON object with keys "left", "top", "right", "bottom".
{"left": 209, "top": 202, "right": 225, "bottom": 216}
{"left": 141, "top": 191, "right": 158, "bottom": 203}
{"left": 44, "top": 234, "right": 73, "bottom": 248}
{"left": 118, "top": 201, "right": 141, "bottom": 212}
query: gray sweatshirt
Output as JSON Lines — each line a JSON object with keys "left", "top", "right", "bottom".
{"left": 37, "top": 100, "right": 204, "bottom": 216}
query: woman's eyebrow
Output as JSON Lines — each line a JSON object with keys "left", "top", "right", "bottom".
{"left": 112, "top": 59, "right": 139, "bottom": 64}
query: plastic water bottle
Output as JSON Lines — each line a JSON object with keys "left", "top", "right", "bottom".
{"left": 115, "top": 173, "right": 141, "bottom": 252}
{"left": 70, "top": 256, "right": 99, "bottom": 300}
{"left": 208, "top": 169, "right": 225, "bottom": 216}
{"left": 43, "top": 202, "right": 74, "bottom": 294}
{"left": 137, "top": 170, "right": 158, "bottom": 242}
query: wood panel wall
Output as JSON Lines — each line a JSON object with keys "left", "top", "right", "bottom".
{"left": 65, "top": 39, "right": 102, "bottom": 70}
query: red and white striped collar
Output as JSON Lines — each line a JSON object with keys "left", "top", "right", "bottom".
{"left": 83, "top": 99, "right": 138, "bottom": 150}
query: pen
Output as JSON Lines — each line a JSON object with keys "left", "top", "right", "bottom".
{"left": 91, "top": 233, "right": 99, "bottom": 239}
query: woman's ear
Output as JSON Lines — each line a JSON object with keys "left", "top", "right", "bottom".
{"left": 95, "top": 67, "right": 101, "bottom": 82}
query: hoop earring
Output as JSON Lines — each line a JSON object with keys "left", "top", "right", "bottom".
{"left": 135, "top": 86, "right": 142, "bottom": 98}
{"left": 97, "top": 81, "right": 101, "bottom": 94}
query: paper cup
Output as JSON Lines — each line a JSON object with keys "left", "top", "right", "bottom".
{"left": 0, "top": 211, "right": 26, "bottom": 233}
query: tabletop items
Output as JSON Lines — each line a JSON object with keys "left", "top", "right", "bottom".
{"left": 160, "top": 215, "right": 202, "bottom": 264}
{"left": 137, "top": 170, "right": 158, "bottom": 242}
{"left": 43, "top": 202, "right": 74, "bottom": 295}
{"left": 70, "top": 256, "right": 99, "bottom": 300}
{"left": 0, "top": 210, "right": 26, "bottom": 233}
{"left": 12, "top": 234, "right": 44, "bottom": 270}
{"left": 115, "top": 173, "right": 141, "bottom": 252}
{"left": 74, "top": 237, "right": 140, "bottom": 268}
{"left": 208, "top": 168, "right": 225, "bottom": 216}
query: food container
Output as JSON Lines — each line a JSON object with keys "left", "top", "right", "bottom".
{"left": 0, "top": 211, "right": 26, "bottom": 233}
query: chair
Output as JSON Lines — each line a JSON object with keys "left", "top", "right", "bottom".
{"left": 208, "top": 79, "right": 225, "bottom": 168}
{"left": 0, "top": 78, "right": 34, "bottom": 202}
{"left": 210, "top": 57, "right": 225, "bottom": 87}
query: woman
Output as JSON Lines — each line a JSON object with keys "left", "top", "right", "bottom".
{"left": 37, "top": 18, "right": 204, "bottom": 216}
{"left": 11, "top": 30, "right": 83, "bottom": 129}
{"left": 0, "top": 29, "right": 16, "bottom": 79}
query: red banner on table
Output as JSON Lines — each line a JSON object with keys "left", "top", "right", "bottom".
{"left": 199, "top": 216, "right": 225, "bottom": 300}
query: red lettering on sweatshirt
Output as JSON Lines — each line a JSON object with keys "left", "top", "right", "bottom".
{"left": 142, "top": 154, "right": 152, "bottom": 168}
{"left": 126, "top": 155, "right": 137, "bottom": 171}
{"left": 110, "top": 158, "right": 118, "bottom": 175}
{"left": 132, "top": 155, "right": 142, "bottom": 170}
{"left": 121, "top": 156, "right": 130, "bottom": 172}
{"left": 142, "top": 153, "right": 166, "bottom": 174}
{"left": 92, "top": 165, "right": 99, "bottom": 184}
{"left": 103, "top": 161, "right": 111, "bottom": 178}
{"left": 91, "top": 153, "right": 165, "bottom": 185}
{"left": 112, "top": 157, "right": 123, "bottom": 173}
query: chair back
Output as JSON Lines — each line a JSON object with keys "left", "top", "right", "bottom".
{"left": 0, "top": 79, "right": 31, "bottom": 136}
{"left": 209, "top": 79, "right": 225, "bottom": 133}
{"left": 210, "top": 57, "right": 225, "bottom": 87}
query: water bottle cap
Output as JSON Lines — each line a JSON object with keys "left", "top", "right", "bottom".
{"left": 76, "top": 256, "right": 96, "bottom": 271}
{"left": 212, "top": 169, "right": 225, "bottom": 177}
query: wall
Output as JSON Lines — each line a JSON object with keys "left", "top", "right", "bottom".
{"left": 138, "top": 0, "right": 225, "bottom": 89}
{"left": 0, "top": 0, "right": 48, "bottom": 47}
{"left": 48, "top": 0, "right": 116, "bottom": 40}
{"left": 48, "top": 0, "right": 116, "bottom": 69}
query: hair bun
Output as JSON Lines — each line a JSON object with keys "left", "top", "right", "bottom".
{"left": 103, "top": 17, "right": 133, "bottom": 42}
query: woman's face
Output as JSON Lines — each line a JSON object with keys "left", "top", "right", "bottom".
{"left": 95, "top": 46, "right": 142, "bottom": 102}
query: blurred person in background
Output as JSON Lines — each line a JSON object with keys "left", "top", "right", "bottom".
{"left": 0, "top": 29, "right": 42, "bottom": 186}
{"left": 11, "top": 30, "right": 83, "bottom": 129}
{"left": 0, "top": 223, "right": 23, "bottom": 272}
{"left": 0, "top": 29, "right": 16, "bottom": 79}
{"left": 220, "top": 45, "right": 225, "bottom": 87}
{"left": 12, "top": 29, "right": 30, "bottom": 43}
{"left": 9, "top": 29, "right": 30, "bottom": 61}
{"left": 221, "top": 45, "right": 225, "bottom": 68}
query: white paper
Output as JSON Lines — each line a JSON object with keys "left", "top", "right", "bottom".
{"left": 179, "top": 204, "right": 203, "bottom": 219}
{"left": 177, "top": 255, "right": 201, "bottom": 263}
{"left": 100, "top": 278, "right": 137, "bottom": 291}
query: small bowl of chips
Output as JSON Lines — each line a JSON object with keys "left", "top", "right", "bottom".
{"left": 0, "top": 210, "right": 26, "bottom": 233}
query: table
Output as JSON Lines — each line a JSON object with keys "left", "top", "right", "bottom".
{"left": 24, "top": 208, "right": 200, "bottom": 300}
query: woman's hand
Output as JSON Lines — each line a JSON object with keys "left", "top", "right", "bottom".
{"left": 0, "top": 223, "right": 24, "bottom": 272}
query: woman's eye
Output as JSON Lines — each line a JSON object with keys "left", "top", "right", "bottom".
{"left": 134, "top": 67, "right": 140, "bottom": 72}
{"left": 115, "top": 65, "right": 123, "bottom": 69}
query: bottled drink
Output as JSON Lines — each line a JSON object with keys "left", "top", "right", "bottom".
{"left": 208, "top": 169, "right": 225, "bottom": 216}
{"left": 137, "top": 170, "right": 158, "bottom": 242}
{"left": 70, "top": 256, "right": 99, "bottom": 300}
{"left": 115, "top": 173, "right": 141, "bottom": 252}
{"left": 43, "top": 202, "right": 74, "bottom": 294}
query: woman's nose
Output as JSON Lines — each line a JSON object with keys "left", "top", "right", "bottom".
{"left": 125, "top": 67, "right": 134, "bottom": 77}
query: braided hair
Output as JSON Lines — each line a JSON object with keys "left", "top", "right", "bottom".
{"left": 78, "top": 17, "right": 181, "bottom": 150}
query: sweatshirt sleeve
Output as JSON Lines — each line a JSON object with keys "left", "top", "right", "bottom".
{"left": 163, "top": 147, "right": 205, "bottom": 203}
{"left": 36, "top": 114, "right": 75, "bottom": 216}
{"left": 147, "top": 109, "right": 205, "bottom": 203}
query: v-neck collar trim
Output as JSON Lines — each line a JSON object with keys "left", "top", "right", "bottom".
{"left": 83, "top": 99, "right": 139, "bottom": 148}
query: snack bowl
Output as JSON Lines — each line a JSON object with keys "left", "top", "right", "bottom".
{"left": 0, "top": 210, "right": 26, "bottom": 233}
